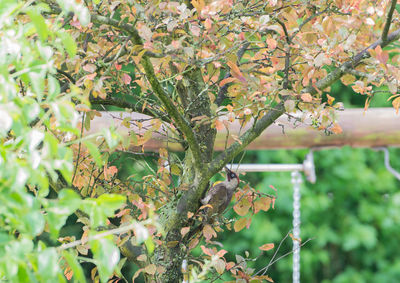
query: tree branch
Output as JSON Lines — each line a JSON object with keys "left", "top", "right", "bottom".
{"left": 210, "top": 28, "right": 400, "bottom": 176}
{"left": 382, "top": 0, "right": 397, "bottom": 43}
{"left": 90, "top": 95, "right": 172, "bottom": 124}
{"left": 90, "top": 14, "right": 204, "bottom": 169}
{"left": 215, "top": 41, "right": 250, "bottom": 106}
{"left": 276, "top": 19, "right": 291, "bottom": 89}
{"left": 209, "top": 104, "right": 285, "bottom": 175}
{"left": 303, "top": 28, "right": 400, "bottom": 95}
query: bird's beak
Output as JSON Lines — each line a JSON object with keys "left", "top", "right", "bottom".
{"left": 224, "top": 167, "right": 231, "bottom": 180}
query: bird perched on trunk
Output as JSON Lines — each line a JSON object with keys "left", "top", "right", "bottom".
{"left": 201, "top": 167, "right": 240, "bottom": 219}
{"left": 185, "top": 167, "right": 240, "bottom": 240}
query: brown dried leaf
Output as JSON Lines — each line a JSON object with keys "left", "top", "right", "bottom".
{"left": 144, "top": 264, "right": 156, "bottom": 275}
{"left": 203, "top": 224, "right": 217, "bottom": 241}
{"left": 181, "top": 227, "right": 190, "bottom": 237}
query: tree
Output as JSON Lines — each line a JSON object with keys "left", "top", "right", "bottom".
{"left": 2, "top": 0, "right": 400, "bottom": 282}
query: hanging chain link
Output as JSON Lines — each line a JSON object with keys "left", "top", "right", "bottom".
{"left": 291, "top": 171, "right": 303, "bottom": 283}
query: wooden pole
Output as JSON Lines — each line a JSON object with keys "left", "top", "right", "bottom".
{"left": 88, "top": 108, "right": 400, "bottom": 150}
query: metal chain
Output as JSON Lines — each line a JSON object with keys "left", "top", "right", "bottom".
{"left": 291, "top": 171, "right": 303, "bottom": 283}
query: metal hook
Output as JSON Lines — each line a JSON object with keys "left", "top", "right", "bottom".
{"left": 373, "top": 147, "right": 400, "bottom": 181}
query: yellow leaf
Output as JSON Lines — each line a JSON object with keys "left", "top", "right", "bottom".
{"left": 234, "top": 217, "right": 247, "bottom": 232}
{"left": 340, "top": 74, "right": 356, "bottom": 86}
{"left": 214, "top": 258, "right": 225, "bottom": 274}
{"left": 392, "top": 97, "right": 400, "bottom": 114}
{"left": 166, "top": 241, "right": 179, "bottom": 248}
{"left": 254, "top": 197, "right": 271, "bottom": 213}
{"left": 191, "top": 0, "right": 205, "bottom": 13}
{"left": 259, "top": 243, "right": 274, "bottom": 251}
{"left": 289, "top": 233, "right": 302, "bottom": 242}
{"left": 170, "top": 164, "right": 182, "bottom": 175}
{"left": 121, "top": 117, "right": 131, "bottom": 128}
{"left": 326, "top": 94, "right": 335, "bottom": 105}
{"left": 233, "top": 198, "right": 250, "bottom": 216}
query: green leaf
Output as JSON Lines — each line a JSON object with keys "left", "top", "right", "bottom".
{"left": 77, "top": 6, "right": 91, "bottom": 27}
{"left": 59, "top": 32, "right": 77, "bottom": 58}
{"left": 145, "top": 237, "right": 155, "bottom": 255}
{"left": 37, "top": 248, "right": 60, "bottom": 279}
{"left": 84, "top": 141, "right": 103, "bottom": 167}
{"left": 62, "top": 250, "right": 86, "bottom": 283}
{"left": 95, "top": 194, "right": 126, "bottom": 216}
{"left": 102, "top": 128, "right": 120, "bottom": 149}
{"left": 91, "top": 238, "right": 120, "bottom": 283}
{"left": 27, "top": 10, "right": 48, "bottom": 41}
{"left": 28, "top": 71, "right": 45, "bottom": 100}
{"left": 47, "top": 75, "right": 60, "bottom": 100}
{"left": 45, "top": 189, "right": 82, "bottom": 238}
{"left": 81, "top": 194, "right": 124, "bottom": 228}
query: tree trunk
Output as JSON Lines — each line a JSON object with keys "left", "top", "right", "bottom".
{"left": 150, "top": 68, "right": 216, "bottom": 282}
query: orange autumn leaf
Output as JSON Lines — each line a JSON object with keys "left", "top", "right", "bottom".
{"left": 219, "top": 77, "right": 236, "bottom": 87}
{"left": 259, "top": 243, "right": 275, "bottom": 251}
{"left": 391, "top": 96, "right": 400, "bottom": 114}
{"left": 227, "top": 61, "right": 246, "bottom": 84}
{"left": 104, "top": 165, "right": 118, "bottom": 181}
{"left": 301, "top": 93, "right": 313, "bottom": 102}
{"left": 233, "top": 198, "right": 250, "bottom": 216}
{"left": 266, "top": 37, "right": 277, "bottom": 50}
{"left": 369, "top": 45, "right": 389, "bottom": 65}
{"left": 330, "top": 123, "right": 343, "bottom": 134}
{"left": 200, "top": 245, "right": 213, "bottom": 256}
{"left": 327, "top": 94, "right": 335, "bottom": 105}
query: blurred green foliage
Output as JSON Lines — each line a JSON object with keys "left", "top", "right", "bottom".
{"left": 220, "top": 147, "right": 400, "bottom": 282}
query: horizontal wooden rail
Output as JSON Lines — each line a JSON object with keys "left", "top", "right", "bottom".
{"left": 87, "top": 108, "right": 400, "bottom": 150}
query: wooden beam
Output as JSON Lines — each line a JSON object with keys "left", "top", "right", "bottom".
{"left": 87, "top": 108, "right": 400, "bottom": 150}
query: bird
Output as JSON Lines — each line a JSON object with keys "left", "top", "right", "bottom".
{"left": 201, "top": 167, "right": 240, "bottom": 219}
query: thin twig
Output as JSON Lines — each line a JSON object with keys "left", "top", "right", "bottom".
{"left": 57, "top": 223, "right": 136, "bottom": 251}
{"left": 382, "top": 0, "right": 397, "bottom": 43}
{"left": 72, "top": 113, "right": 85, "bottom": 184}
